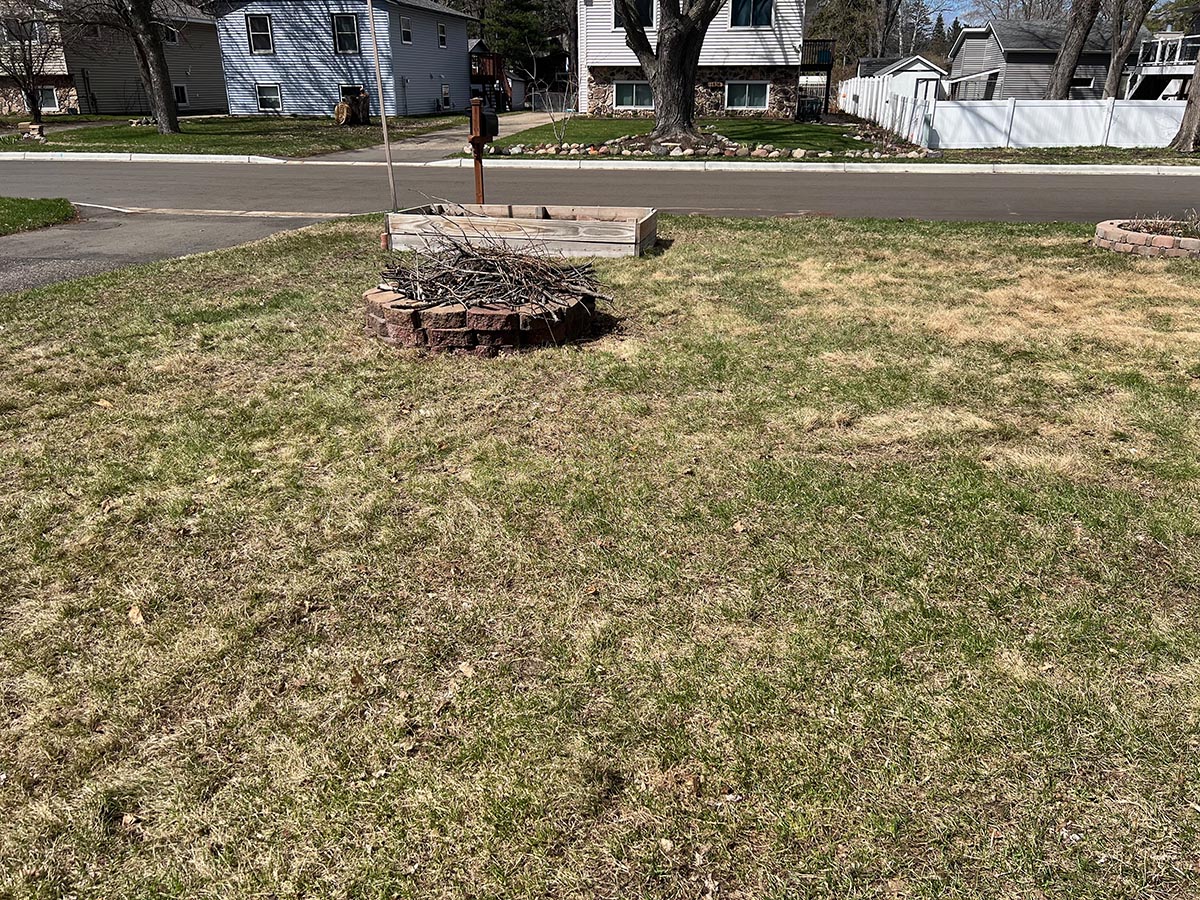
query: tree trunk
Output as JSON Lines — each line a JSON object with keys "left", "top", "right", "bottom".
{"left": 23, "top": 87, "right": 43, "bottom": 125}
{"left": 1043, "top": 0, "right": 1102, "bottom": 99}
{"left": 615, "top": 0, "right": 729, "bottom": 144}
{"left": 1104, "top": 0, "right": 1153, "bottom": 98}
{"left": 119, "top": 0, "right": 180, "bottom": 133}
{"left": 644, "top": 25, "right": 704, "bottom": 141}
{"left": 1169, "top": 55, "right": 1200, "bottom": 151}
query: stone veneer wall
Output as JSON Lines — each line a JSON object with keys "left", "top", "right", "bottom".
{"left": 587, "top": 66, "right": 797, "bottom": 119}
{"left": 1094, "top": 220, "right": 1200, "bottom": 259}
{"left": 0, "top": 77, "right": 79, "bottom": 116}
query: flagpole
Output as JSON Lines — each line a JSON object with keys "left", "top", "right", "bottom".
{"left": 366, "top": 0, "right": 398, "bottom": 212}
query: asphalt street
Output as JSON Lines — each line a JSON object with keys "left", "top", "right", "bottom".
{"left": 3, "top": 157, "right": 1200, "bottom": 292}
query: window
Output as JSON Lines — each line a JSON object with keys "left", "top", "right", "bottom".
{"left": 161, "top": 24, "right": 179, "bottom": 45}
{"left": 726, "top": 81, "right": 768, "bottom": 109}
{"left": 614, "top": 81, "right": 652, "bottom": 108}
{"left": 614, "top": 0, "right": 653, "bottom": 28}
{"left": 441, "top": 82, "right": 451, "bottom": 107}
{"left": 4, "top": 18, "right": 47, "bottom": 43}
{"left": 37, "top": 86, "right": 58, "bottom": 111}
{"left": 255, "top": 83, "right": 282, "bottom": 111}
{"left": 1070, "top": 76, "right": 1094, "bottom": 89}
{"left": 173, "top": 84, "right": 189, "bottom": 106}
{"left": 731, "top": 0, "right": 772, "bottom": 27}
{"left": 332, "top": 13, "right": 358, "bottom": 54}
{"left": 400, "top": 15, "right": 412, "bottom": 43}
{"left": 340, "top": 84, "right": 363, "bottom": 101}
{"left": 437, "top": 22, "right": 446, "bottom": 47}
{"left": 246, "top": 14, "right": 273, "bottom": 54}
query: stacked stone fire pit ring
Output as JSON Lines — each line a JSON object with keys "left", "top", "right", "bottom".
{"left": 1094, "top": 220, "right": 1200, "bottom": 259}
{"left": 363, "top": 287, "right": 596, "bottom": 356}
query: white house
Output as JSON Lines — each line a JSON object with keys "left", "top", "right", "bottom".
{"left": 577, "top": 0, "right": 807, "bottom": 118}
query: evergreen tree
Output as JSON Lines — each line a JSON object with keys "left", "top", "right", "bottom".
{"left": 929, "top": 12, "right": 948, "bottom": 58}
{"left": 481, "top": 0, "right": 547, "bottom": 72}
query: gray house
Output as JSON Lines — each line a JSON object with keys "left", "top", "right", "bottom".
{"left": 0, "top": 2, "right": 227, "bottom": 116}
{"left": 211, "top": 0, "right": 472, "bottom": 117}
{"left": 947, "top": 20, "right": 1146, "bottom": 100}
{"left": 69, "top": 5, "right": 228, "bottom": 115}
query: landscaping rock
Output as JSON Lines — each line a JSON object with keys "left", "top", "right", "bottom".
{"left": 792, "top": 148, "right": 806, "bottom": 158}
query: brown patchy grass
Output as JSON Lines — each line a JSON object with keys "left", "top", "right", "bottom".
{"left": 1, "top": 216, "right": 1199, "bottom": 898}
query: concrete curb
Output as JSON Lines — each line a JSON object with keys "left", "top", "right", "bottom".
{"left": 3, "top": 150, "right": 1200, "bottom": 176}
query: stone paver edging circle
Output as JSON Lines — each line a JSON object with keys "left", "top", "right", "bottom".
{"left": 1094, "top": 219, "right": 1200, "bottom": 258}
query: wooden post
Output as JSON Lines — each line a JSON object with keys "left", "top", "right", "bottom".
{"left": 470, "top": 97, "right": 485, "bottom": 204}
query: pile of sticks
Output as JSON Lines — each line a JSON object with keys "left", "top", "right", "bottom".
{"left": 380, "top": 237, "right": 611, "bottom": 320}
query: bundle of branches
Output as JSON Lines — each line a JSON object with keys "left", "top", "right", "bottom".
{"left": 380, "top": 237, "right": 611, "bottom": 322}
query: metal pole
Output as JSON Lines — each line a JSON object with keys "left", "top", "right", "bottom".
{"left": 367, "top": 0, "right": 398, "bottom": 212}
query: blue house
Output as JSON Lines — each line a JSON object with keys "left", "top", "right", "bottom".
{"left": 210, "top": 0, "right": 473, "bottom": 116}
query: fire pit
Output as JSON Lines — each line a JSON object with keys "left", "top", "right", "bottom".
{"left": 1094, "top": 219, "right": 1200, "bottom": 259}
{"left": 364, "top": 240, "right": 610, "bottom": 355}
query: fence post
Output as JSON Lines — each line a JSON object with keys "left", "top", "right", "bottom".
{"left": 926, "top": 96, "right": 937, "bottom": 148}
{"left": 1101, "top": 96, "right": 1117, "bottom": 147}
{"left": 1003, "top": 97, "right": 1017, "bottom": 148}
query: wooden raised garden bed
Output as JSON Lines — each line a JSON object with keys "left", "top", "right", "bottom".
{"left": 383, "top": 204, "right": 658, "bottom": 258}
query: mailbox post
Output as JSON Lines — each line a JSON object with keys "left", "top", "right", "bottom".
{"left": 468, "top": 97, "right": 499, "bottom": 204}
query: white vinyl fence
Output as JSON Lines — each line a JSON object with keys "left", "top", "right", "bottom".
{"left": 838, "top": 76, "right": 1187, "bottom": 149}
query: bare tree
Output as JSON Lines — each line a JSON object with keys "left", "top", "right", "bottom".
{"left": 614, "top": 0, "right": 730, "bottom": 143}
{"left": 54, "top": 0, "right": 180, "bottom": 132}
{"left": 1103, "top": 0, "right": 1154, "bottom": 97}
{"left": 0, "top": 3, "right": 69, "bottom": 124}
{"left": 1169, "top": 53, "right": 1200, "bottom": 150}
{"left": 967, "top": 0, "right": 1068, "bottom": 21}
{"left": 1043, "top": 0, "right": 1103, "bottom": 97}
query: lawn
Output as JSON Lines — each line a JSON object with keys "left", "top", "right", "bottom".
{"left": 495, "top": 116, "right": 868, "bottom": 152}
{"left": 8, "top": 114, "right": 461, "bottom": 158}
{"left": 943, "top": 145, "right": 1200, "bottom": 166}
{"left": 2, "top": 216, "right": 1200, "bottom": 898}
{"left": 0, "top": 196, "right": 74, "bottom": 235}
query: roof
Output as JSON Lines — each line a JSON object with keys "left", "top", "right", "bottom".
{"left": 858, "top": 56, "right": 901, "bottom": 76}
{"left": 874, "top": 54, "right": 949, "bottom": 77}
{"left": 390, "top": 0, "right": 474, "bottom": 19}
{"left": 949, "top": 19, "right": 1151, "bottom": 58}
{"left": 203, "top": 0, "right": 473, "bottom": 19}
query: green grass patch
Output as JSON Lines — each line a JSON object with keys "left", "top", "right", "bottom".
{"left": 0, "top": 196, "right": 74, "bottom": 235}
{"left": 11, "top": 114, "right": 462, "bottom": 158}
{"left": 2, "top": 216, "right": 1200, "bottom": 897}
{"left": 494, "top": 116, "right": 867, "bottom": 152}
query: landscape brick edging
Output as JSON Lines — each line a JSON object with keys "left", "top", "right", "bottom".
{"left": 1094, "top": 220, "right": 1200, "bottom": 258}
{"left": 363, "top": 287, "right": 595, "bottom": 355}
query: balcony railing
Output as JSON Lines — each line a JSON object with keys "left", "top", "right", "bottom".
{"left": 800, "top": 39, "right": 835, "bottom": 69}
{"left": 1137, "top": 34, "right": 1200, "bottom": 67}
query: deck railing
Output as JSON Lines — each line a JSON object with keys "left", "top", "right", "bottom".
{"left": 1137, "top": 34, "right": 1200, "bottom": 67}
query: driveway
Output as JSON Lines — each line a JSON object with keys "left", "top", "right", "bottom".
{"left": 0, "top": 204, "right": 330, "bottom": 293}
{"left": 314, "top": 109, "right": 551, "bottom": 163}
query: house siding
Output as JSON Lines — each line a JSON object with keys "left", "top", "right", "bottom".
{"left": 578, "top": 0, "right": 805, "bottom": 117}
{"left": 580, "top": 0, "right": 804, "bottom": 67}
{"left": 67, "top": 21, "right": 228, "bottom": 115}
{"left": 1001, "top": 51, "right": 1110, "bottom": 99}
{"left": 950, "top": 27, "right": 1124, "bottom": 100}
{"left": 215, "top": 0, "right": 470, "bottom": 116}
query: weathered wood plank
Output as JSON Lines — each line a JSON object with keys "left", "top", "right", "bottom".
{"left": 387, "top": 233, "right": 644, "bottom": 257}
{"left": 386, "top": 205, "right": 658, "bottom": 257}
{"left": 387, "top": 216, "right": 638, "bottom": 242}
